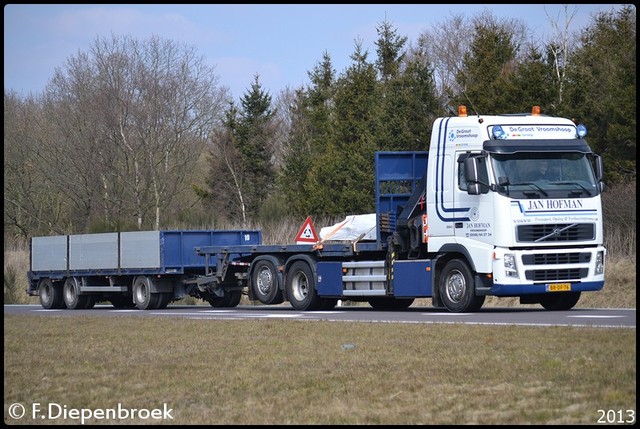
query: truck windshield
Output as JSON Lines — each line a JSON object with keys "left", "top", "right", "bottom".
{"left": 490, "top": 153, "right": 599, "bottom": 199}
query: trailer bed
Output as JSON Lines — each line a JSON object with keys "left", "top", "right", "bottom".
{"left": 29, "top": 229, "right": 262, "bottom": 280}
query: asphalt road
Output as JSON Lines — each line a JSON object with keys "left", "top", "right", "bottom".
{"left": 4, "top": 304, "right": 636, "bottom": 329}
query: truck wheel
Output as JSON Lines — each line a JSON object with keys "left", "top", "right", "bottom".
{"left": 63, "top": 277, "right": 92, "bottom": 310}
{"left": 540, "top": 291, "right": 581, "bottom": 311}
{"left": 223, "top": 290, "right": 242, "bottom": 307}
{"left": 251, "top": 259, "right": 284, "bottom": 304}
{"left": 38, "top": 279, "right": 65, "bottom": 309}
{"left": 132, "top": 277, "right": 159, "bottom": 310}
{"left": 207, "top": 294, "right": 225, "bottom": 307}
{"left": 207, "top": 288, "right": 242, "bottom": 308}
{"left": 286, "top": 261, "right": 323, "bottom": 311}
{"left": 439, "top": 259, "right": 485, "bottom": 313}
{"left": 155, "top": 293, "right": 173, "bottom": 309}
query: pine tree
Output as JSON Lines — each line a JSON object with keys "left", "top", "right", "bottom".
{"left": 508, "top": 44, "right": 557, "bottom": 114}
{"left": 279, "top": 52, "right": 337, "bottom": 216}
{"left": 564, "top": 5, "right": 636, "bottom": 184}
{"left": 236, "top": 75, "right": 276, "bottom": 218}
{"left": 453, "top": 17, "right": 519, "bottom": 114}
{"left": 374, "top": 22, "right": 438, "bottom": 151}
{"left": 207, "top": 75, "right": 277, "bottom": 223}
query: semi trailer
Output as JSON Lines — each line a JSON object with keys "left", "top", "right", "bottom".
{"left": 27, "top": 106, "right": 606, "bottom": 312}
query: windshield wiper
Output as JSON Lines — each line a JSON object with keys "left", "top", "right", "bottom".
{"left": 511, "top": 182, "right": 549, "bottom": 197}
{"left": 555, "top": 181, "right": 593, "bottom": 196}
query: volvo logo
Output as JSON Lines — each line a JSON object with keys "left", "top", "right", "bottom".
{"left": 536, "top": 223, "right": 577, "bottom": 243}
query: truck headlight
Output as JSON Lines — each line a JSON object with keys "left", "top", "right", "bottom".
{"left": 504, "top": 254, "right": 518, "bottom": 278}
{"left": 595, "top": 251, "right": 605, "bottom": 275}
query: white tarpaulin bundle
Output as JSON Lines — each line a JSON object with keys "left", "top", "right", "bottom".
{"left": 319, "top": 214, "right": 377, "bottom": 242}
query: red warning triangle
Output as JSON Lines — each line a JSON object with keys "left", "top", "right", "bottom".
{"left": 294, "top": 216, "right": 319, "bottom": 244}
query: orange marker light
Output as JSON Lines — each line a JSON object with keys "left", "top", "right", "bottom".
{"left": 532, "top": 106, "right": 541, "bottom": 116}
{"left": 458, "top": 105, "right": 468, "bottom": 117}
{"left": 422, "top": 214, "right": 429, "bottom": 243}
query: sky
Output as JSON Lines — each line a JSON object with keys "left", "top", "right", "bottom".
{"left": 4, "top": 4, "right": 626, "bottom": 100}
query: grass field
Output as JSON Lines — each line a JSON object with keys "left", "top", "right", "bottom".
{"left": 3, "top": 314, "right": 636, "bottom": 425}
{"left": 3, "top": 218, "right": 636, "bottom": 424}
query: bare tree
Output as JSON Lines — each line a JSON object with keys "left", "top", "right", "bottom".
{"left": 271, "top": 86, "right": 296, "bottom": 170}
{"left": 208, "top": 126, "right": 250, "bottom": 226}
{"left": 4, "top": 91, "right": 67, "bottom": 237}
{"left": 417, "top": 9, "right": 528, "bottom": 113}
{"left": 42, "top": 34, "right": 228, "bottom": 231}
{"left": 544, "top": 4, "right": 580, "bottom": 105}
{"left": 44, "top": 50, "right": 118, "bottom": 232}
{"left": 418, "top": 12, "right": 470, "bottom": 110}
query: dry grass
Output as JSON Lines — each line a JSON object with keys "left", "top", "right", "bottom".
{"left": 576, "top": 257, "right": 636, "bottom": 309}
{"left": 3, "top": 315, "right": 635, "bottom": 425}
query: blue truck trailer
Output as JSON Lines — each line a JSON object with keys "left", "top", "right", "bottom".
{"left": 27, "top": 107, "right": 606, "bottom": 312}
{"left": 27, "top": 230, "right": 262, "bottom": 310}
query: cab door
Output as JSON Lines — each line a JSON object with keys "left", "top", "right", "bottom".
{"left": 454, "top": 152, "right": 493, "bottom": 244}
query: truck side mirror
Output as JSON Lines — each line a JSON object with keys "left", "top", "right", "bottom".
{"left": 594, "top": 154, "right": 605, "bottom": 192}
{"left": 466, "top": 181, "right": 481, "bottom": 195}
{"left": 463, "top": 157, "right": 489, "bottom": 195}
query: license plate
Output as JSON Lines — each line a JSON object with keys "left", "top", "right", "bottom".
{"left": 547, "top": 283, "right": 572, "bottom": 292}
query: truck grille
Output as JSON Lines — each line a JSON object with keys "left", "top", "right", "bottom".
{"left": 522, "top": 252, "right": 591, "bottom": 265}
{"left": 521, "top": 252, "right": 592, "bottom": 282}
{"left": 525, "top": 268, "right": 589, "bottom": 282}
{"left": 517, "top": 223, "right": 594, "bottom": 242}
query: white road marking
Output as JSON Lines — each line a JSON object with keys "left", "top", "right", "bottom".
{"left": 567, "top": 315, "right": 624, "bottom": 318}
{"left": 152, "top": 311, "right": 303, "bottom": 318}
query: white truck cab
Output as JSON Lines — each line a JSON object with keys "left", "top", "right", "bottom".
{"left": 424, "top": 106, "right": 606, "bottom": 311}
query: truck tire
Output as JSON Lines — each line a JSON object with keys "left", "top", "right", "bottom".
{"left": 251, "top": 259, "right": 284, "bottom": 304}
{"left": 206, "top": 287, "right": 242, "bottom": 308}
{"left": 207, "top": 294, "right": 226, "bottom": 307}
{"left": 540, "top": 291, "right": 581, "bottom": 311}
{"left": 223, "top": 290, "right": 242, "bottom": 307}
{"left": 63, "top": 277, "right": 93, "bottom": 310}
{"left": 286, "top": 260, "right": 323, "bottom": 311}
{"left": 156, "top": 293, "right": 173, "bottom": 309}
{"left": 439, "top": 259, "right": 485, "bottom": 313}
{"left": 38, "top": 278, "right": 65, "bottom": 309}
{"left": 84, "top": 297, "right": 97, "bottom": 309}
{"left": 132, "top": 276, "right": 160, "bottom": 310}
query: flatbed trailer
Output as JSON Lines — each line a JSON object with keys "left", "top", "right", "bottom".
{"left": 27, "top": 229, "right": 261, "bottom": 310}
{"left": 194, "top": 151, "right": 432, "bottom": 311}
{"left": 195, "top": 240, "right": 432, "bottom": 311}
